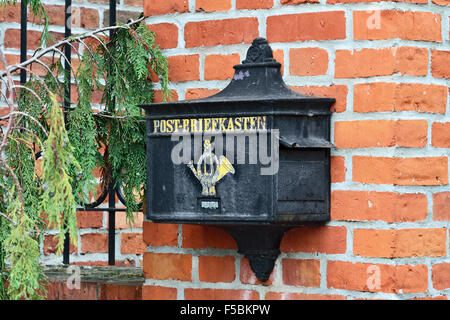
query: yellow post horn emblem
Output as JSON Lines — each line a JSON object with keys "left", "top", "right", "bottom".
{"left": 187, "top": 139, "right": 235, "bottom": 196}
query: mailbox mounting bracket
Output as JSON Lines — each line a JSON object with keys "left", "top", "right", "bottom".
{"left": 219, "top": 225, "right": 290, "bottom": 282}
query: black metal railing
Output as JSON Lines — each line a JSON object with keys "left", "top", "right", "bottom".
{"left": 19, "top": 0, "right": 137, "bottom": 266}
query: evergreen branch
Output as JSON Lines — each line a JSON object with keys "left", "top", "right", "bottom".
{"left": 0, "top": 48, "right": 18, "bottom": 156}
{"left": 0, "top": 5, "right": 170, "bottom": 299}
{"left": 10, "top": 112, "right": 48, "bottom": 136}
{"left": 51, "top": 46, "right": 80, "bottom": 89}
{"left": 1, "top": 16, "right": 145, "bottom": 78}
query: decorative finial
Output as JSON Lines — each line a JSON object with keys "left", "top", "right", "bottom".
{"left": 242, "top": 38, "right": 276, "bottom": 64}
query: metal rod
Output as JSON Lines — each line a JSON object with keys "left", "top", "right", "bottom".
{"left": 62, "top": 0, "right": 72, "bottom": 265}
{"left": 20, "top": 0, "right": 27, "bottom": 84}
{"left": 64, "top": 0, "right": 71, "bottom": 108}
{"left": 62, "top": 232, "right": 70, "bottom": 265}
{"left": 108, "top": 181, "right": 116, "bottom": 265}
{"left": 110, "top": 0, "right": 116, "bottom": 33}
{"left": 107, "top": 0, "right": 117, "bottom": 266}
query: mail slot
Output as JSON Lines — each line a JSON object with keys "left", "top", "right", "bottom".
{"left": 139, "top": 38, "right": 335, "bottom": 281}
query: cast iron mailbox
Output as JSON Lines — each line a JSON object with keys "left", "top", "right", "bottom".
{"left": 139, "top": 38, "right": 335, "bottom": 281}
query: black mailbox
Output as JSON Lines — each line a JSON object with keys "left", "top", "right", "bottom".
{"left": 139, "top": 38, "right": 335, "bottom": 281}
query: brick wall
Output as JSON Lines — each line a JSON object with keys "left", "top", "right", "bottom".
{"left": 0, "top": 0, "right": 147, "bottom": 269}
{"left": 141, "top": 0, "right": 450, "bottom": 300}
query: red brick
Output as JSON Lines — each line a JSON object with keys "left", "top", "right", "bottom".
{"left": 184, "top": 18, "right": 259, "bottom": 48}
{"left": 98, "top": 284, "right": 141, "bottom": 300}
{"left": 153, "top": 90, "right": 179, "bottom": 103}
{"left": 69, "top": 283, "right": 96, "bottom": 300}
{"left": 328, "top": 0, "right": 427, "bottom": 2}
{"left": 167, "top": 55, "right": 200, "bottom": 82}
{"left": 147, "top": 23, "right": 179, "bottom": 49}
{"left": 280, "top": 226, "right": 347, "bottom": 254}
{"left": 273, "top": 49, "right": 284, "bottom": 75}
{"left": 394, "top": 157, "right": 448, "bottom": 186}
{"left": 236, "top": 0, "right": 274, "bottom": 9}
{"left": 395, "top": 47, "right": 429, "bottom": 76}
{"left": 0, "top": 3, "right": 21, "bottom": 23}
{"left": 354, "top": 82, "right": 447, "bottom": 114}
{"left": 113, "top": 212, "right": 143, "bottom": 229}
{"left": 327, "top": 261, "right": 428, "bottom": 293}
{"left": 83, "top": 34, "right": 109, "bottom": 52}
{"left": 335, "top": 120, "right": 394, "bottom": 148}
{"left": 29, "top": 5, "right": 64, "bottom": 26}
{"left": 266, "top": 292, "right": 346, "bottom": 300}
{"left": 353, "top": 10, "right": 442, "bottom": 42}
{"left": 182, "top": 224, "right": 237, "bottom": 249}
{"left": 204, "top": 53, "right": 240, "bottom": 80}
{"left": 267, "top": 12, "right": 346, "bottom": 43}
{"left": 433, "top": 193, "right": 450, "bottom": 221}
{"left": 125, "top": 0, "right": 143, "bottom": 6}
{"left": 353, "top": 156, "right": 396, "bottom": 184}
{"left": 45, "top": 282, "right": 60, "bottom": 300}
{"left": 143, "top": 221, "right": 178, "bottom": 246}
{"left": 334, "top": 120, "right": 427, "bottom": 148}
{"left": 143, "top": 252, "right": 192, "bottom": 281}
{"left": 289, "top": 48, "right": 328, "bottom": 76}
{"left": 354, "top": 82, "right": 395, "bottom": 112}
{"left": 331, "top": 190, "right": 427, "bottom": 222}
{"left": 76, "top": 211, "right": 103, "bottom": 229}
{"left": 185, "top": 88, "right": 221, "bottom": 100}
{"left": 44, "top": 235, "right": 77, "bottom": 255}
{"left": 431, "top": 0, "right": 450, "bottom": 4}
{"left": 432, "top": 263, "right": 450, "bottom": 290}
{"left": 88, "top": 0, "right": 116, "bottom": 3}
{"left": 281, "top": 0, "right": 319, "bottom": 4}
{"left": 81, "top": 233, "right": 108, "bottom": 253}
{"left": 184, "top": 288, "right": 259, "bottom": 300}
{"left": 4, "top": 29, "right": 64, "bottom": 50}
{"left": 120, "top": 233, "right": 146, "bottom": 254}
{"left": 0, "top": 54, "right": 20, "bottom": 73}
{"left": 353, "top": 228, "right": 447, "bottom": 258}
{"left": 240, "top": 257, "right": 276, "bottom": 285}
{"left": 2, "top": 55, "right": 62, "bottom": 78}
{"left": 432, "top": 122, "right": 450, "bottom": 148}
{"left": 336, "top": 47, "right": 428, "bottom": 78}
{"left": 148, "top": 59, "right": 162, "bottom": 82}
{"left": 335, "top": 48, "right": 395, "bottom": 78}
{"left": 196, "top": 0, "right": 231, "bottom": 12}
{"left": 142, "top": 286, "right": 177, "bottom": 300}
{"left": 198, "top": 256, "right": 235, "bottom": 283}
{"left": 291, "top": 85, "right": 348, "bottom": 113}
{"left": 76, "top": 8, "right": 100, "bottom": 29}
{"left": 101, "top": 10, "right": 142, "bottom": 28}
{"left": 353, "top": 156, "right": 448, "bottom": 186}
{"left": 282, "top": 259, "right": 320, "bottom": 287}
{"left": 395, "top": 119, "right": 428, "bottom": 147}
{"left": 331, "top": 156, "right": 346, "bottom": 183}
{"left": 143, "top": 0, "right": 188, "bottom": 16}
{"left": 431, "top": 50, "right": 450, "bottom": 79}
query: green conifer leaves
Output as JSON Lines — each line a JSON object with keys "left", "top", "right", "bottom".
{"left": 0, "top": 12, "right": 170, "bottom": 299}
{"left": 40, "top": 93, "right": 80, "bottom": 255}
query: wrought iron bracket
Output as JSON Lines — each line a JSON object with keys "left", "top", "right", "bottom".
{"left": 219, "top": 225, "right": 290, "bottom": 282}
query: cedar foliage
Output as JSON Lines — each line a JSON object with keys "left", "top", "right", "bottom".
{"left": 0, "top": 0, "right": 170, "bottom": 299}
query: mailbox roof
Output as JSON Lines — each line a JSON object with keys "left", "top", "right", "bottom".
{"left": 139, "top": 38, "right": 335, "bottom": 116}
